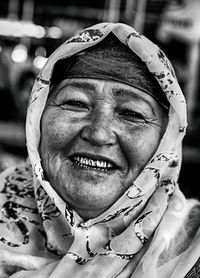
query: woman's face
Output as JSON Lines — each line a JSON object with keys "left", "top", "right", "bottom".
{"left": 40, "top": 78, "right": 167, "bottom": 220}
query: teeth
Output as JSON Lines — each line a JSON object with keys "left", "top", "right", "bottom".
{"left": 80, "top": 157, "right": 84, "bottom": 164}
{"left": 96, "top": 160, "right": 101, "bottom": 168}
{"left": 73, "top": 156, "right": 114, "bottom": 170}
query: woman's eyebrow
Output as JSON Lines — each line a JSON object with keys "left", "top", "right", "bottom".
{"left": 52, "top": 80, "right": 97, "bottom": 99}
{"left": 112, "top": 87, "right": 152, "bottom": 103}
{"left": 61, "top": 81, "right": 98, "bottom": 92}
{"left": 112, "top": 88, "right": 137, "bottom": 98}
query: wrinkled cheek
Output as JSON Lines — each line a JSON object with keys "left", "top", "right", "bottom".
{"left": 43, "top": 121, "right": 74, "bottom": 150}
{"left": 122, "top": 130, "right": 161, "bottom": 176}
{"left": 139, "top": 133, "right": 161, "bottom": 165}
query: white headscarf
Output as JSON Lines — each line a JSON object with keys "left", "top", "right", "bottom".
{"left": 0, "top": 23, "right": 199, "bottom": 278}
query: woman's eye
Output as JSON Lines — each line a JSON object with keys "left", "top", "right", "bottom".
{"left": 120, "top": 109, "right": 146, "bottom": 122}
{"left": 60, "top": 100, "right": 88, "bottom": 109}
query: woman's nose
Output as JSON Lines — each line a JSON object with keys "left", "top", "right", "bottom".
{"left": 81, "top": 112, "right": 117, "bottom": 146}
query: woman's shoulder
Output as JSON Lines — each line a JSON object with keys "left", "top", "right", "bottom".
{"left": 158, "top": 199, "right": 200, "bottom": 277}
{"left": 0, "top": 162, "right": 45, "bottom": 252}
{"left": 185, "top": 200, "right": 200, "bottom": 236}
{"left": 0, "top": 161, "right": 34, "bottom": 198}
{"left": 0, "top": 161, "right": 36, "bottom": 216}
{"left": 184, "top": 200, "right": 200, "bottom": 254}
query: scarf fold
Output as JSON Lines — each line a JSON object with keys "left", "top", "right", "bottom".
{"left": 0, "top": 22, "right": 199, "bottom": 278}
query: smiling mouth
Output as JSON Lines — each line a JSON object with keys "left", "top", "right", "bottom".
{"left": 71, "top": 155, "right": 116, "bottom": 172}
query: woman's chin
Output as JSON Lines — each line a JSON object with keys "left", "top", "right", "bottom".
{"left": 54, "top": 160, "right": 126, "bottom": 219}
{"left": 73, "top": 204, "right": 110, "bottom": 220}
{"left": 64, "top": 192, "right": 116, "bottom": 220}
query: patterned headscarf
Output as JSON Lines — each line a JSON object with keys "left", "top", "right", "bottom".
{"left": 0, "top": 23, "right": 199, "bottom": 278}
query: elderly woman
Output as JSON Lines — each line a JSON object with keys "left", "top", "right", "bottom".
{"left": 0, "top": 23, "right": 199, "bottom": 278}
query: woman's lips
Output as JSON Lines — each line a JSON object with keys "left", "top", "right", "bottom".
{"left": 70, "top": 154, "right": 116, "bottom": 172}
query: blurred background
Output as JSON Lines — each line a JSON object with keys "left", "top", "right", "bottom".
{"left": 0, "top": 0, "right": 199, "bottom": 198}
